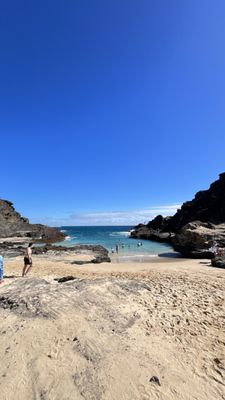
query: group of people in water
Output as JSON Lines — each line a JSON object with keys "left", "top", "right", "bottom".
{"left": 111, "top": 241, "right": 143, "bottom": 254}
{"left": 0, "top": 242, "right": 33, "bottom": 285}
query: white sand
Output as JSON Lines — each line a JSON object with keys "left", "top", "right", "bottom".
{"left": 0, "top": 254, "right": 224, "bottom": 400}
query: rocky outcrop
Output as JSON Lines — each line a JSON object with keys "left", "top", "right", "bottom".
{"left": 169, "top": 172, "right": 225, "bottom": 230}
{"left": 211, "top": 256, "right": 225, "bottom": 268}
{"left": 49, "top": 244, "right": 111, "bottom": 264}
{"left": 0, "top": 199, "right": 65, "bottom": 243}
{"left": 171, "top": 221, "right": 225, "bottom": 258}
{"left": 131, "top": 173, "right": 225, "bottom": 258}
{"left": 130, "top": 224, "right": 173, "bottom": 243}
{"left": 130, "top": 215, "right": 174, "bottom": 242}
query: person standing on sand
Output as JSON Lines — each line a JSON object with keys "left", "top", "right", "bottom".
{"left": 0, "top": 255, "right": 4, "bottom": 284}
{"left": 22, "top": 243, "right": 33, "bottom": 277}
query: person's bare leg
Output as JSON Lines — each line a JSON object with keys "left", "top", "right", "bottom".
{"left": 25, "top": 264, "right": 32, "bottom": 276}
{"left": 22, "top": 264, "right": 27, "bottom": 277}
{"left": 22, "top": 264, "right": 31, "bottom": 276}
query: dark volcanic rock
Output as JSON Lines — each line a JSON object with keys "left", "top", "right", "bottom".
{"left": 149, "top": 376, "right": 161, "bottom": 386}
{"left": 147, "top": 215, "right": 173, "bottom": 232}
{"left": 211, "top": 256, "right": 225, "bottom": 268}
{"left": 130, "top": 224, "right": 173, "bottom": 243}
{"left": 169, "top": 173, "right": 225, "bottom": 230}
{"left": 130, "top": 215, "right": 175, "bottom": 242}
{"left": 55, "top": 276, "right": 76, "bottom": 283}
{"left": 0, "top": 199, "right": 65, "bottom": 243}
{"left": 171, "top": 221, "right": 225, "bottom": 258}
{"left": 69, "top": 245, "right": 111, "bottom": 264}
{"left": 131, "top": 173, "right": 225, "bottom": 257}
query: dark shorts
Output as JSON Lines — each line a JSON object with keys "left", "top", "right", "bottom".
{"left": 24, "top": 257, "right": 32, "bottom": 266}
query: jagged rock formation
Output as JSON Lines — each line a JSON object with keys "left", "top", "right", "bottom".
{"left": 130, "top": 222, "right": 173, "bottom": 243}
{"left": 131, "top": 173, "right": 225, "bottom": 258}
{"left": 166, "top": 172, "right": 225, "bottom": 230}
{"left": 0, "top": 199, "right": 65, "bottom": 243}
{"left": 172, "top": 221, "right": 225, "bottom": 258}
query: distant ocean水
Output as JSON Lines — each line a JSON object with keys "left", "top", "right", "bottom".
{"left": 58, "top": 226, "right": 174, "bottom": 256}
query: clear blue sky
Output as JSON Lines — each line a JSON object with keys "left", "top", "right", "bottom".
{"left": 1, "top": 1, "right": 225, "bottom": 225}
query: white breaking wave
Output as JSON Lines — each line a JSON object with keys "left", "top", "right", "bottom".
{"left": 109, "top": 231, "right": 130, "bottom": 237}
{"left": 65, "top": 236, "right": 71, "bottom": 240}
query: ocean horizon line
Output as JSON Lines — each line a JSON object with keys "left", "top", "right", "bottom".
{"left": 59, "top": 225, "right": 134, "bottom": 228}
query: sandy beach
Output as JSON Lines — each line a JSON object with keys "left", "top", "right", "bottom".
{"left": 0, "top": 254, "right": 224, "bottom": 400}
{"left": 1, "top": 0, "right": 225, "bottom": 398}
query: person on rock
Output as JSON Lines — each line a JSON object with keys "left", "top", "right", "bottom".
{"left": 22, "top": 243, "right": 33, "bottom": 277}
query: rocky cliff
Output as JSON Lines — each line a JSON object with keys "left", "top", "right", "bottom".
{"left": 166, "top": 172, "right": 225, "bottom": 230}
{"left": 0, "top": 199, "right": 65, "bottom": 243}
{"left": 131, "top": 173, "right": 225, "bottom": 258}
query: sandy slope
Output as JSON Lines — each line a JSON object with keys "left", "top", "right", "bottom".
{"left": 0, "top": 256, "right": 224, "bottom": 400}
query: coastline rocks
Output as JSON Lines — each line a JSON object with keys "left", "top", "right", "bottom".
{"left": 130, "top": 221, "right": 173, "bottom": 243}
{"left": 171, "top": 222, "right": 225, "bottom": 258}
{"left": 0, "top": 242, "right": 111, "bottom": 264}
{"left": 0, "top": 199, "right": 65, "bottom": 243}
{"left": 211, "top": 256, "right": 225, "bottom": 268}
{"left": 169, "top": 172, "right": 225, "bottom": 230}
{"left": 146, "top": 215, "right": 173, "bottom": 232}
{"left": 0, "top": 200, "right": 110, "bottom": 264}
{"left": 130, "top": 216, "right": 174, "bottom": 242}
{"left": 68, "top": 245, "right": 111, "bottom": 264}
{"left": 131, "top": 173, "right": 225, "bottom": 258}
{"left": 34, "top": 244, "right": 111, "bottom": 264}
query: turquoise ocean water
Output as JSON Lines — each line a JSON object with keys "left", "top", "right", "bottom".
{"left": 58, "top": 226, "right": 174, "bottom": 256}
